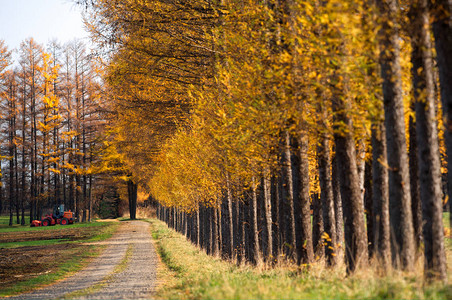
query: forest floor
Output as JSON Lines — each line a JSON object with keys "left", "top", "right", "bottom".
{"left": 0, "top": 220, "right": 158, "bottom": 299}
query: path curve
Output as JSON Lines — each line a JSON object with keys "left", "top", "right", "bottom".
{"left": 9, "top": 221, "right": 157, "bottom": 300}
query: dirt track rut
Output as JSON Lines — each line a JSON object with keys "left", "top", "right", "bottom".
{"left": 8, "top": 221, "right": 157, "bottom": 300}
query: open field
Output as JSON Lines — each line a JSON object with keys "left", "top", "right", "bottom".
{"left": 0, "top": 216, "right": 118, "bottom": 297}
{"left": 149, "top": 217, "right": 452, "bottom": 300}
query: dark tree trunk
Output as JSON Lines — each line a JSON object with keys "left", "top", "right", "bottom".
{"left": 318, "top": 131, "right": 337, "bottom": 265}
{"left": 408, "top": 4, "right": 426, "bottom": 253}
{"left": 377, "top": 0, "right": 415, "bottom": 269}
{"left": 226, "top": 176, "right": 234, "bottom": 258}
{"left": 429, "top": 0, "right": 452, "bottom": 231}
{"left": 312, "top": 193, "right": 324, "bottom": 260}
{"left": 237, "top": 200, "right": 246, "bottom": 264}
{"left": 127, "top": 180, "right": 137, "bottom": 220}
{"left": 364, "top": 161, "right": 374, "bottom": 257}
{"left": 232, "top": 198, "right": 239, "bottom": 259}
{"left": 271, "top": 175, "right": 280, "bottom": 261}
{"left": 212, "top": 206, "right": 219, "bottom": 256}
{"left": 250, "top": 182, "right": 262, "bottom": 264}
{"left": 332, "top": 154, "right": 344, "bottom": 261}
{"left": 411, "top": 0, "right": 447, "bottom": 281}
{"left": 332, "top": 89, "right": 368, "bottom": 272}
{"left": 292, "top": 134, "right": 314, "bottom": 264}
{"left": 196, "top": 206, "right": 200, "bottom": 246}
{"left": 371, "top": 117, "right": 391, "bottom": 267}
{"left": 408, "top": 108, "right": 423, "bottom": 253}
{"left": 244, "top": 196, "right": 251, "bottom": 262}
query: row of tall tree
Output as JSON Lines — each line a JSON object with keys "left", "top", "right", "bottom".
{"left": 0, "top": 38, "right": 107, "bottom": 224}
{"left": 82, "top": 0, "right": 450, "bottom": 281}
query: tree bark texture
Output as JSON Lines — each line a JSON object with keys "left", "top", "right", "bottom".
{"left": 280, "top": 130, "right": 296, "bottom": 259}
{"left": 127, "top": 180, "right": 137, "bottom": 220}
{"left": 429, "top": 0, "right": 452, "bottom": 231}
{"left": 332, "top": 92, "right": 368, "bottom": 272}
{"left": 412, "top": 0, "right": 447, "bottom": 281}
{"left": 332, "top": 155, "right": 344, "bottom": 261}
{"left": 377, "top": 0, "right": 415, "bottom": 269}
{"left": 318, "top": 133, "right": 337, "bottom": 265}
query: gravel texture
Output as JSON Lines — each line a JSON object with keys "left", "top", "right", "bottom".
{"left": 8, "top": 221, "right": 157, "bottom": 300}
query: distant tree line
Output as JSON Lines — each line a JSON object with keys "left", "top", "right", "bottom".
{"left": 0, "top": 38, "right": 116, "bottom": 224}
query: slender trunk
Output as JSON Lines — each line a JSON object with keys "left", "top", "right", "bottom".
{"left": 312, "top": 193, "right": 324, "bottom": 260}
{"left": 237, "top": 200, "right": 246, "bottom": 264}
{"left": 127, "top": 179, "right": 137, "bottom": 220}
{"left": 196, "top": 206, "right": 200, "bottom": 246}
{"left": 281, "top": 131, "right": 296, "bottom": 259}
{"left": 224, "top": 178, "right": 233, "bottom": 259}
{"left": 411, "top": 0, "right": 447, "bottom": 281}
{"left": 250, "top": 181, "right": 262, "bottom": 264}
{"left": 262, "top": 170, "right": 273, "bottom": 261}
{"left": 372, "top": 119, "right": 391, "bottom": 267}
{"left": 377, "top": 0, "right": 415, "bottom": 269}
{"left": 332, "top": 154, "right": 344, "bottom": 261}
{"left": 271, "top": 175, "right": 280, "bottom": 261}
{"left": 429, "top": 0, "right": 452, "bottom": 231}
{"left": 409, "top": 110, "right": 423, "bottom": 253}
{"left": 332, "top": 89, "right": 368, "bottom": 272}
{"left": 364, "top": 161, "right": 374, "bottom": 257}
{"left": 318, "top": 131, "right": 337, "bottom": 265}
{"left": 212, "top": 206, "right": 219, "bottom": 256}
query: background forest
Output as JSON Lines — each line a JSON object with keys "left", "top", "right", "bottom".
{"left": 1, "top": 0, "right": 452, "bottom": 284}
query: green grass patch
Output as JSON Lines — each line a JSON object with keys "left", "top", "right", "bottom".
{"left": 149, "top": 218, "right": 452, "bottom": 300}
{"left": 0, "top": 238, "right": 70, "bottom": 249}
{"left": 0, "top": 214, "right": 30, "bottom": 226}
{"left": 0, "top": 219, "right": 109, "bottom": 232}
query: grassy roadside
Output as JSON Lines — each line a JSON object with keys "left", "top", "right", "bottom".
{"left": 0, "top": 220, "right": 119, "bottom": 297}
{"left": 149, "top": 218, "right": 451, "bottom": 300}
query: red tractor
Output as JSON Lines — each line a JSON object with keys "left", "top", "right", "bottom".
{"left": 30, "top": 204, "right": 74, "bottom": 227}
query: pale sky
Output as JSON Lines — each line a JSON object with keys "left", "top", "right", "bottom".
{"left": 0, "top": 0, "right": 89, "bottom": 52}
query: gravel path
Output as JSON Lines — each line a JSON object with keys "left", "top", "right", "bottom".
{"left": 8, "top": 221, "right": 158, "bottom": 300}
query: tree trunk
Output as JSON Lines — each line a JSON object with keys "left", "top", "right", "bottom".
{"left": 212, "top": 206, "right": 219, "bottom": 256}
{"left": 292, "top": 134, "right": 314, "bottom": 264}
{"left": 237, "top": 200, "right": 246, "bottom": 264}
{"left": 377, "top": 0, "right": 415, "bottom": 269}
{"left": 318, "top": 131, "right": 337, "bottom": 265}
{"left": 332, "top": 154, "right": 344, "bottom": 261}
{"left": 262, "top": 170, "right": 273, "bottom": 262}
{"left": 196, "top": 206, "right": 200, "bottom": 247}
{"left": 372, "top": 111, "right": 391, "bottom": 268}
{"left": 226, "top": 176, "right": 234, "bottom": 258}
{"left": 280, "top": 130, "right": 296, "bottom": 259}
{"left": 332, "top": 91, "right": 368, "bottom": 272}
{"left": 411, "top": 0, "right": 447, "bottom": 281}
{"left": 271, "top": 175, "right": 280, "bottom": 261}
{"left": 127, "top": 179, "right": 137, "bottom": 220}
{"left": 312, "top": 193, "right": 324, "bottom": 261}
{"left": 364, "top": 161, "right": 373, "bottom": 257}
{"left": 429, "top": 0, "right": 452, "bottom": 230}
{"left": 250, "top": 181, "right": 262, "bottom": 264}
{"left": 408, "top": 108, "right": 423, "bottom": 253}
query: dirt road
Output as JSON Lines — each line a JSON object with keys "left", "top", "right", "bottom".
{"left": 8, "top": 221, "right": 158, "bottom": 300}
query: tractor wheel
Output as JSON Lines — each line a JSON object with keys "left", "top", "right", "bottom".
{"left": 61, "top": 218, "right": 68, "bottom": 225}
{"left": 42, "top": 219, "right": 50, "bottom": 226}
